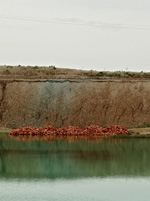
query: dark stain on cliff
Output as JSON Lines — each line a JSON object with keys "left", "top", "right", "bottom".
{"left": 0, "top": 82, "right": 7, "bottom": 121}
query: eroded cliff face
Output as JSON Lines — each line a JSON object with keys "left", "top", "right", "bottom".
{"left": 0, "top": 79, "right": 150, "bottom": 128}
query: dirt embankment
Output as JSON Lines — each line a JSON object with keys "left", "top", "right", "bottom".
{"left": 0, "top": 66, "right": 150, "bottom": 129}
{"left": 0, "top": 65, "right": 150, "bottom": 79}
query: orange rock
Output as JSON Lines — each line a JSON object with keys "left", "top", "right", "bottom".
{"left": 9, "top": 125, "right": 131, "bottom": 136}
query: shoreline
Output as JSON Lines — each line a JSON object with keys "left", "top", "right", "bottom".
{"left": 1, "top": 127, "right": 150, "bottom": 138}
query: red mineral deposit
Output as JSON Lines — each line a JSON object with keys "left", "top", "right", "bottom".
{"left": 9, "top": 125, "right": 131, "bottom": 136}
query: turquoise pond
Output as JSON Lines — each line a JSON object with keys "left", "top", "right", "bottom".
{"left": 0, "top": 135, "right": 150, "bottom": 201}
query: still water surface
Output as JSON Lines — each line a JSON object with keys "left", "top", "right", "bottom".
{"left": 0, "top": 135, "right": 150, "bottom": 201}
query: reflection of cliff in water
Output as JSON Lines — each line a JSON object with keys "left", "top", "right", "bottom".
{"left": 0, "top": 135, "right": 150, "bottom": 179}
{"left": 10, "top": 135, "right": 104, "bottom": 143}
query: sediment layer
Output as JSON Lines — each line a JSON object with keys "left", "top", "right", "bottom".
{"left": 0, "top": 66, "right": 150, "bottom": 128}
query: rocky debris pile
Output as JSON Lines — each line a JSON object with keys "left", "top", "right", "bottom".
{"left": 82, "top": 126, "right": 104, "bottom": 136}
{"left": 9, "top": 127, "right": 38, "bottom": 135}
{"left": 37, "top": 126, "right": 57, "bottom": 135}
{"left": 9, "top": 125, "right": 131, "bottom": 136}
{"left": 57, "top": 126, "right": 84, "bottom": 135}
{"left": 104, "top": 125, "right": 130, "bottom": 135}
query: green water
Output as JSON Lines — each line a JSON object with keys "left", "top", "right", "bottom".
{"left": 0, "top": 135, "right": 150, "bottom": 200}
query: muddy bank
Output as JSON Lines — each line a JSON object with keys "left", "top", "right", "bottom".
{"left": 0, "top": 76, "right": 150, "bottom": 129}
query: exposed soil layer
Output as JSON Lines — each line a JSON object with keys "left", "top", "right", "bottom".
{"left": 0, "top": 66, "right": 150, "bottom": 129}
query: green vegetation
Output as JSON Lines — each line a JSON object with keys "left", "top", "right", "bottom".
{"left": 111, "top": 133, "right": 133, "bottom": 138}
{"left": 0, "top": 132, "right": 8, "bottom": 135}
{"left": 129, "top": 124, "right": 150, "bottom": 129}
{"left": 143, "top": 124, "right": 150, "bottom": 128}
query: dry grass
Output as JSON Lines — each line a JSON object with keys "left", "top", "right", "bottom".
{"left": 0, "top": 65, "right": 149, "bottom": 79}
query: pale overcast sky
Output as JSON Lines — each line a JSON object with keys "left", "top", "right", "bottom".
{"left": 0, "top": 0, "right": 150, "bottom": 71}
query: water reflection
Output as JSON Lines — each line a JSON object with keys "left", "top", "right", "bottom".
{"left": 9, "top": 135, "right": 104, "bottom": 142}
{"left": 0, "top": 135, "right": 150, "bottom": 179}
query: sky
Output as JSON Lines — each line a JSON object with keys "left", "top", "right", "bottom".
{"left": 0, "top": 0, "right": 150, "bottom": 72}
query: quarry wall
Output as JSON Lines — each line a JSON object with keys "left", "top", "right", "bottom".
{"left": 0, "top": 79, "right": 150, "bottom": 128}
